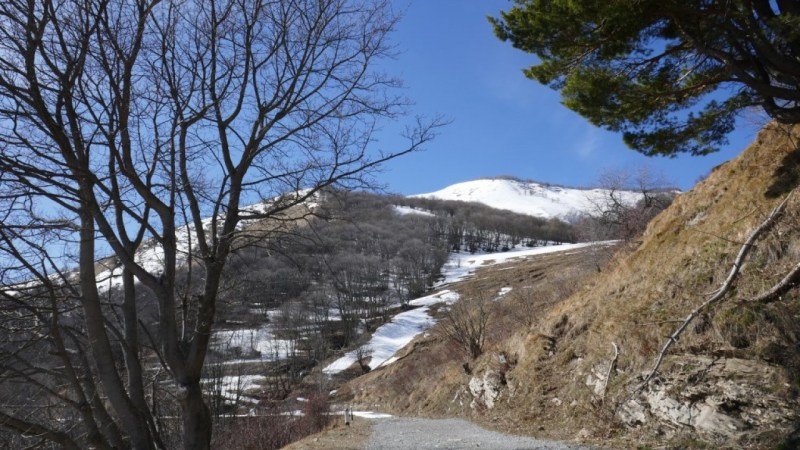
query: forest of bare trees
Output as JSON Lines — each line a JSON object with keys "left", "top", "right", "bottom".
{"left": 210, "top": 190, "right": 574, "bottom": 366}
{"left": 0, "top": 0, "right": 440, "bottom": 448}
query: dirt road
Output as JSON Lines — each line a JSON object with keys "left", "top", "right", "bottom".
{"left": 366, "top": 417, "right": 593, "bottom": 450}
{"left": 285, "top": 415, "right": 595, "bottom": 450}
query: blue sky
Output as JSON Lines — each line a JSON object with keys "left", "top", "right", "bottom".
{"left": 376, "top": 0, "right": 764, "bottom": 195}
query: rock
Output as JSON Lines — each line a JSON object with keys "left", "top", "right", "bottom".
{"left": 644, "top": 387, "right": 696, "bottom": 426}
{"left": 619, "top": 355, "right": 799, "bottom": 440}
{"left": 585, "top": 361, "right": 611, "bottom": 396}
{"left": 618, "top": 399, "right": 647, "bottom": 426}
{"left": 640, "top": 386, "right": 747, "bottom": 436}
{"left": 694, "top": 401, "right": 743, "bottom": 434}
{"left": 468, "top": 370, "right": 506, "bottom": 409}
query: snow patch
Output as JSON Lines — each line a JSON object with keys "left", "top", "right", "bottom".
{"left": 393, "top": 205, "right": 435, "bottom": 217}
{"left": 323, "top": 290, "right": 460, "bottom": 375}
{"left": 323, "top": 242, "right": 606, "bottom": 376}
{"left": 412, "top": 178, "right": 643, "bottom": 219}
{"left": 212, "top": 327, "right": 295, "bottom": 361}
{"left": 351, "top": 411, "right": 393, "bottom": 419}
{"left": 208, "top": 375, "right": 266, "bottom": 404}
{"left": 438, "top": 242, "right": 599, "bottom": 286}
{"left": 496, "top": 287, "right": 513, "bottom": 300}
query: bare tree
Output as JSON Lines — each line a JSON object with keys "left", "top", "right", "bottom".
{"left": 0, "top": 0, "right": 439, "bottom": 448}
{"left": 438, "top": 292, "right": 493, "bottom": 360}
{"left": 581, "top": 165, "right": 676, "bottom": 242}
{"left": 354, "top": 344, "right": 373, "bottom": 374}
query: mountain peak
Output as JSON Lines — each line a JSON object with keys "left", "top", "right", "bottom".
{"left": 411, "top": 177, "right": 641, "bottom": 219}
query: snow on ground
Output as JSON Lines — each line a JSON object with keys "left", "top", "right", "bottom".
{"left": 352, "top": 411, "right": 393, "bottom": 419}
{"left": 212, "top": 327, "right": 295, "bottom": 362}
{"left": 329, "top": 410, "right": 394, "bottom": 419}
{"left": 437, "top": 242, "right": 598, "bottom": 286}
{"left": 496, "top": 287, "right": 513, "bottom": 300}
{"left": 323, "top": 290, "right": 460, "bottom": 375}
{"left": 412, "top": 178, "right": 643, "bottom": 219}
{"left": 323, "top": 242, "right": 603, "bottom": 375}
{"left": 96, "top": 191, "right": 318, "bottom": 293}
{"left": 392, "top": 205, "right": 435, "bottom": 217}
{"left": 408, "top": 290, "right": 460, "bottom": 307}
{"left": 209, "top": 375, "right": 266, "bottom": 404}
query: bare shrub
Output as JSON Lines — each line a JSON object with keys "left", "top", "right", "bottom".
{"left": 355, "top": 345, "right": 373, "bottom": 374}
{"left": 581, "top": 165, "right": 676, "bottom": 242}
{"left": 438, "top": 293, "right": 493, "bottom": 359}
{"left": 213, "top": 411, "right": 293, "bottom": 450}
{"left": 212, "top": 393, "right": 330, "bottom": 450}
{"left": 298, "top": 392, "right": 332, "bottom": 434}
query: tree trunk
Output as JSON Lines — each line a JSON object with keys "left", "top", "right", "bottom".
{"left": 79, "top": 211, "right": 155, "bottom": 450}
{"left": 122, "top": 268, "right": 149, "bottom": 414}
{"left": 180, "top": 381, "right": 212, "bottom": 450}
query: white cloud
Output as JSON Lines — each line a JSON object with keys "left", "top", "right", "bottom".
{"left": 574, "top": 125, "right": 601, "bottom": 159}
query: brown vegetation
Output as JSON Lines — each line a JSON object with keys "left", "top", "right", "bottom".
{"left": 333, "top": 248, "right": 602, "bottom": 419}
{"left": 329, "top": 123, "right": 800, "bottom": 449}
{"left": 212, "top": 393, "right": 332, "bottom": 450}
{"left": 282, "top": 419, "right": 373, "bottom": 450}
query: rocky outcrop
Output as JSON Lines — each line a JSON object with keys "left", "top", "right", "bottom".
{"left": 468, "top": 369, "right": 508, "bottom": 409}
{"left": 619, "top": 355, "right": 798, "bottom": 439}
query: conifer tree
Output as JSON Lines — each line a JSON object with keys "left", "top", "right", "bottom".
{"left": 491, "top": 1, "right": 800, "bottom": 156}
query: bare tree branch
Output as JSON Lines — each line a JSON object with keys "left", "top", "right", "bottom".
{"left": 0, "top": 0, "right": 435, "bottom": 448}
{"left": 637, "top": 189, "right": 795, "bottom": 392}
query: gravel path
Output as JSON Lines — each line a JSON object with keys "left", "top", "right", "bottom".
{"left": 365, "top": 417, "right": 594, "bottom": 450}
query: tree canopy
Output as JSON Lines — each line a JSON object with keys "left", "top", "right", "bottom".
{"left": 490, "top": 1, "right": 800, "bottom": 156}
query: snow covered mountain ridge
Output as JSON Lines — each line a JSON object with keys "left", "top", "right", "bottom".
{"left": 411, "top": 177, "right": 646, "bottom": 219}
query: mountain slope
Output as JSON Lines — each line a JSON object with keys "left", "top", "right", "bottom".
{"left": 337, "top": 124, "right": 800, "bottom": 449}
{"left": 412, "top": 178, "right": 642, "bottom": 218}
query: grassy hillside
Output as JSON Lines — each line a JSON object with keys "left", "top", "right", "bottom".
{"left": 337, "top": 123, "right": 800, "bottom": 449}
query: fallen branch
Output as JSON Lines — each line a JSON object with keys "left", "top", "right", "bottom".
{"left": 747, "top": 260, "right": 800, "bottom": 303}
{"left": 602, "top": 342, "right": 619, "bottom": 400}
{"left": 636, "top": 191, "right": 794, "bottom": 392}
{"left": 637, "top": 320, "right": 685, "bottom": 326}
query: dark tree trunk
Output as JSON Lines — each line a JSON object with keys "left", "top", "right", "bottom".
{"left": 180, "top": 382, "right": 213, "bottom": 450}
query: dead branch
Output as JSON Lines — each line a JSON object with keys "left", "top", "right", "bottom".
{"left": 602, "top": 342, "right": 619, "bottom": 399}
{"left": 637, "top": 320, "right": 685, "bottom": 326}
{"left": 636, "top": 190, "right": 794, "bottom": 392}
{"left": 747, "top": 260, "right": 800, "bottom": 303}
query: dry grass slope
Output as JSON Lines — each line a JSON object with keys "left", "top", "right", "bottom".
{"left": 537, "top": 126, "right": 800, "bottom": 448}
{"left": 335, "top": 123, "right": 800, "bottom": 449}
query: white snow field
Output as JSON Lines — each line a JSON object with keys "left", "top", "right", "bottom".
{"left": 323, "top": 290, "right": 460, "bottom": 374}
{"left": 323, "top": 242, "right": 599, "bottom": 375}
{"left": 212, "top": 375, "right": 267, "bottom": 404}
{"left": 436, "top": 242, "right": 598, "bottom": 286}
{"left": 413, "top": 177, "right": 643, "bottom": 218}
{"left": 211, "top": 327, "right": 295, "bottom": 362}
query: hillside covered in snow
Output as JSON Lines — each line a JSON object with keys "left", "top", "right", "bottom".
{"left": 412, "top": 177, "right": 644, "bottom": 219}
